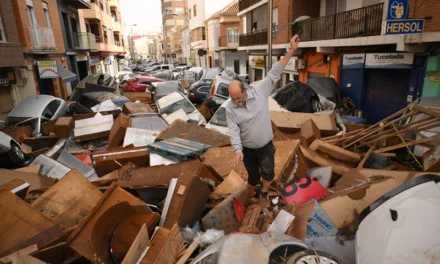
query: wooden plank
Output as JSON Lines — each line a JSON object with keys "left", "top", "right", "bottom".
{"left": 0, "top": 245, "right": 38, "bottom": 264}
{"left": 122, "top": 92, "right": 152, "bottom": 103}
{"left": 411, "top": 104, "right": 440, "bottom": 119}
{"left": 15, "top": 253, "right": 45, "bottom": 264}
{"left": 299, "top": 145, "right": 353, "bottom": 175}
{"left": 176, "top": 241, "right": 199, "bottom": 264}
{"left": 0, "top": 190, "right": 63, "bottom": 257}
{"left": 31, "top": 170, "right": 103, "bottom": 230}
{"left": 155, "top": 119, "right": 230, "bottom": 148}
{"left": 300, "top": 119, "right": 321, "bottom": 146}
{"left": 166, "top": 137, "right": 211, "bottom": 150}
{"left": 152, "top": 225, "right": 185, "bottom": 264}
{"left": 68, "top": 184, "right": 148, "bottom": 261}
{"left": 270, "top": 112, "right": 338, "bottom": 134}
{"left": 14, "top": 165, "right": 42, "bottom": 175}
{"left": 375, "top": 133, "right": 440, "bottom": 154}
{"left": 310, "top": 139, "right": 361, "bottom": 164}
{"left": 122, "top": 224, "right": 150, "bottom": 264}
{"left": 358, "top": 143, "right": 377, "bottom": 169}
{"left": 0, "top": 169, "right": 55, "bottom": 192}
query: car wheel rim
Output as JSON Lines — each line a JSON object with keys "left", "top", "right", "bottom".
{"left": 14, "top": 146, "right": 25, "bottom": 160}
{"left": 295, "top": 255, "right": 340, "bottom": 264}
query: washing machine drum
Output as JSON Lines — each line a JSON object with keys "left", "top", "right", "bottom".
{"left": 356, "top": 175, "right": 440, "bottom": 263}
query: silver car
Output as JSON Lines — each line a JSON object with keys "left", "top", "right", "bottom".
{"left": 0, "top": 131, "right": 25, "bottom": 166}
{"left": 5, "top": 95, "right": 67, "bottom": 137}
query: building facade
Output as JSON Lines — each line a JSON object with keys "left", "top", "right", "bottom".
{"left": 188, "top": 0, "right": 207, "bottom": 67}
{"left": 78, "top": 0, "right": 125, "bottom": 78}
{"left": 161, "top": 0, "right": 187, "bottom": 63}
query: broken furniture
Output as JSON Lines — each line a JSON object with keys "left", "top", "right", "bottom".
{"left": 148, "top": 138, "right": 210, "bottom": 162}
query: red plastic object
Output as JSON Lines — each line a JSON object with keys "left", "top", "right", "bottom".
{"left": 233, "top": 198, "right": 246, "bottom": 222}
{"left": 74, "top": 153, "right": 93, "bottom": 168}
{"left": 282, "top": 176, "right": 329, "bottom": 206}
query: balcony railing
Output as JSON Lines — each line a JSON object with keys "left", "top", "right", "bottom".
{"left": 218, "top": 35, "right": 239, "bottom": 48}
{"left": 29, "top": 26, "right": 56, "bottom": 50}
{"left": 239, "top": 29, "right": 267, "bottom": 46}
{"left": 73, "top": 32, "right": 97, "bottom": 50}
{"left": 239, "top": 0, "right": 263, "bottom": 12}
{"left": 115, "top": 40, "right": 120, "bottom": 46}
{"left": 293, "top": 3, "right": 384, "bottom": 42}
{"left": 95, "top": 35, "right": 102, "bottom": 42}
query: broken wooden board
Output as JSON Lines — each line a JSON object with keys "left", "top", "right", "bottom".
{"left": 202, "top": 140, "right": 300, "bottom": 182}
{"left": 423, "top": 144, "right": 440, "bottom": 172}
{"left": 92, "top": 146, "right": 150, "bottom": 176}
{"left": 0, "top": 169, "right": 55, "bottom": 192}
{"left": 163, "top": 169, "right": 210, "bottom": 229}
{"left": 209, "top": 170, "right": 244, "bottom": 200}
{"left": 31, "top": 170, "right": 103, "bottom": 230}
{"left": 122, "top": 92, "right": 152, "bottom": 103}
{"left": 271, "top": 111, "right": 338, "bottom": 134}
{"left": 14, "top": 165, "right": 42, "bottom": 175}
{"left": 300, "top": 119, "right": 321, "bottom": 146}
{"left": 155, "top": 119, "right": 230, "bottom": 148}
{"left": 310, "top": 139, "right": 361, "bottom": 164}
{"left": 141, "top": 225, "right": 185, "bottom": 264}
{"left": 68, "top": 184, "right": 149, "bottom": 261}
{"left": 0, "top": 245, "right": 38, "bottom": 264}
{"left": 74, "top": 113, "right": 114, "bottom": 142}
{"left": 122, "top": 102, "right": 153, "bottom": 115}
{"left": 141, "top": 228, "right": 169, "bottom": 264}
{"left": 0, "top": 190, "right": 64, "bottom": 257}
{"left": 300, "top": 145, "right": 353, "bottom": 175}
{"left": 115, "top": 160, "right": 202, "bottom": 188}
{"left": 121, "top": 224, "right": 150, "bottom": 264}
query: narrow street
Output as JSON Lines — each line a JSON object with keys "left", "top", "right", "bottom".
{"left": 0, "top": 0, "right": 440, "bottom": 263}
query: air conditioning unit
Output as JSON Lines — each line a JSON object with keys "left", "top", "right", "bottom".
{"left": 295, "top": 59, "right": 306, "bottom": 70}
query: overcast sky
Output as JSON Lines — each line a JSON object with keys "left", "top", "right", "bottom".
{"left": 120, "top": 0, "right": 234, "bottom": 34}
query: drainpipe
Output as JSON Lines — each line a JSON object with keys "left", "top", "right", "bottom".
{"left": 268, "top": 0, "right": 273, "bottom": 70}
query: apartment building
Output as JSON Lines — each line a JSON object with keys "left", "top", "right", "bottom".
{"left": 0, "top": 0, "right": 27, "bottom": 117}
{"left": 188, "top": 0, "right": 207, "bottom": 67}
{"left": 78, "top": 0, "right": 125, "bottom": 77}
{"left": 161, "top": 0, "right": 187, "bottom": 63}
{"left": 205, "top": 1, "right": 248, "bottom": 77}
{"left": 236, "top": 0, "right": 440, "bottom": 123}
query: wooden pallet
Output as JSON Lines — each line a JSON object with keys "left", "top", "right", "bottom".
{"left": 147, "top": 138, "right": 211, "bottom": 161}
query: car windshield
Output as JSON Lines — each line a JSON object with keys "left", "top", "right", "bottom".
{"left": 203, "top": 69, "right": 220, "bottom": 80}
{"left": 160, "top": 99, "right": 195, "bottom": 115}
{"left": 210, "top": 107, "right": 227, "bottom": 127}
{"left": 173, "top": 68, "right": 183, "bottom": 72}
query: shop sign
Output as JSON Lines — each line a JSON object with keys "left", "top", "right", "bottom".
{"left": 284, "top": 57, "right": 298, "bottom": 72}
{"left": 428, "top": 74, "right": 439, "bottom": 83}
{"left": 365, "top": 53, "right": 414, "bottom": 69}
{"left": 249, "top": 56, "right": 265, "bottom": 68}
{"left": 104, "top": 57, "right": 112, "bottom": 65}
{"left": 89, "top": 56, "right": 101, "bottom": 65}
{"left": 188, "top": 57, "right": 195, "bottom": 64}
{"left": 172, "top": 54, "right": 176, "bottom": 58}
{"left": 342, "top": 54, "right": 365, "bottom": 69}
{"left": 387, "top": 0, "right": 408, "bottom": 20}
{"left": 386, "top": 19, "right": 424, "bottom": 35}
{"left": 37, "top": 61, "right": 58, "bottom": 79}
{"left": 0, "top": 68, "right": 16, "bottom": 87}
{"left": 0, "top": 78, "right": 9, "bottom": 87}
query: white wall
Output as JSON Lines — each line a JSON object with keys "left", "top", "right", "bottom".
{"left": 223, "top": 50, "right": 248, "bottom": 76}
{"left": 188, "top": 0, "right": 206, "bottom": 30}
{"left": 207, "top": 19, "right": 220, "bottom": 49}
{"left": 182, "top": 28, "right": 191, "bottom": 62}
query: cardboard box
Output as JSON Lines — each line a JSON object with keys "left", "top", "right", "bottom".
{"left": 122, "top": 102, "right": 153, "bottom": 115}
{"left": 74, "top": 113, "right": 114, "bottom": 142}
{"left": 271, "top": 111, "right": 338, "bottom": 135}
{"left": 41, "top": 120, "right": 57, "bottom": 136}
{"left": 91, "top": 146, "right": 150, "bottom": 176}
{"left": 301, "top": 119, "right": 321, "bottom": 146}
{"left": 54, "top": 117, "right": 74, "bottom": 139}
{"left": 122, "top": 92, "right": 152, "bottom": 103}
{"left": 21, "top": 137, "right": 59, "bottom": 158}
{"left": 108, "top": 113, "right": 131, "bottom": 148}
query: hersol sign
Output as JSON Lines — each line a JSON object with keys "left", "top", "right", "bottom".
{"left": 37, "top": 61, "right": 59, "bottom": 79}
{"left": 365, "top": 53, "right": 414, "bottom": 69}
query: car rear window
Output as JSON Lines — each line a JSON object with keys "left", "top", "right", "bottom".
{"left": 216, "top": 83, "right": 229, "bottom": 97}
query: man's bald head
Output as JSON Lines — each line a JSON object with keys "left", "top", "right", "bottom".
{"left": 229, "top": 81, "right": 247, "bottom": 106}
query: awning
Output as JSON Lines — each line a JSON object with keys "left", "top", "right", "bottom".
{"left": 56, "top": 62, "right": 77, "bottom": 83}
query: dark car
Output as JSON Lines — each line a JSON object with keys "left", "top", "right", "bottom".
{"left": 70, "top": 73, "right": 117, "bottom": 101}
{"left": 74, "top": 91, "right": 131, "bottom": 114}
{"left": 188, "top": 81, "right": 212, "bottom": 105}
{"left": 307, "top": 77, "right": 341, "bottom": 109}
{"left": 272, "top": 81, "right": 322, "bottom": 113}
{"left": 151, "top": 81, "right": 186, "bottom": 102}
{"left": 154, "top": 70, "right": 174, "bottom": 81}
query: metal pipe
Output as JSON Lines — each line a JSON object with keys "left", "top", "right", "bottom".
{"left": 268, "top": 0, "right": 273, "bottom": 70}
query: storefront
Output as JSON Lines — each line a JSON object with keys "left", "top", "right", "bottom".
{"left": 281, "top": 56, "right": 300, "bottom": 87}
{"left": 89, "top": 56, "right": 102, "bottom": 74}
{"left": 339, "top": 53, "right": 425, "bottom": 124}
{"left": 298, "top": 52, "right": 341, "bottom": 84}
{"left": 249, "top": 55, "right": 266, "bottom": 83}
{"left": 0, "top": 68, "right": 17, "bottom": 114}
{"left": 36, "top": 61, "right": 77, "bottom": 98}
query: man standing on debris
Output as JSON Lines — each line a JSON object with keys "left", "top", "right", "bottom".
{"left": 226, "top": 35, "right": 300, "bottom": 200}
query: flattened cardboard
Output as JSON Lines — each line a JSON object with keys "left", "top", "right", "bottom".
{"left": 300, "top": 145, "right": 352, "bottom": 175}
{"left": 0, "top": 190, "right": 63, "bottom": 257}
{"left": 301, "top": 119, "right": 321, "bottom": 146}
{"left": 156, "top": 119, "right": 230, "bottom": 148}
{"left": 0, "top": 169, "right": 55, "bottom": 192}
{"left": 122, "top": 102, "right": 153, "bottom": 115}
{"left": 163, "top": 169, "right": 210, "bottom": 229}
{"left": 92, "top": 146, "right": 150, "bottom": 176}
{"left": 14, "top": 164, "right": 42, "bottom": 175}
{"left": 271, "top": 111, "right": 338, "bottom": 135}
{"left": 68, "top": 184, "right": 149, "bottom": 261}
{"left": 108, "top": 113, "right": 131, "bottom": 148}
{"left": 209, "top": 170, "right": 244, "bottom": 200}
{"left": 31, "top": 169, "right": 103, "bottom": 229}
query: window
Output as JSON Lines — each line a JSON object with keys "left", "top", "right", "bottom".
{"left": 193, "top": 5, "right": 196, "bottom": 17}
{"left": 164, "top": 8, "right": 173, "bottom": 14}
{"left": 234, "top": 60, "right": 240, "bottom": 74}
{"left": 226, "top": 28, "right": 238, "bottom": 43}
{"left": 176, "top": 20, "right": 185, "bottom": 26}
{"left": 109, "top": 29, "right": 113, "bottom": 44}
{"left": 216, "top": 83, "right": 229, "bottom": 97}
{"left": 162, "top": 65, "right": 169, "bottom": 69}
{"left": 99, "top": 0, "right": 104, "bottom": 10}
{"left": 188, "top": 9, "right": 191, "bottom": 19}
{"left": 175, "top": 7, "right": 184, "bottom": 14}
{"left": 272, "top": 8, "right": 278, "bottom": 31}
{"left": 102, "top": 25, "right": 107, "bottom": 43}
{"left": 105, "top": 0, "right": 110, "bottom": 14}
{"left": 197, "top": 86, "right": 210, "bottom": 94}
{"left": 0, "top": 15, "right": 6, "bottom": 42}
{"left": 42, "top": 100, "right": 61, "bottom": 119}
{"left": 90, "top": 23, "right": 100, "bottom": 42}
{"left": 165, "top": 19, "right": 174, "bottom": 26}
{"left": 42, "top": 2, "right": 51, "bottom": 28}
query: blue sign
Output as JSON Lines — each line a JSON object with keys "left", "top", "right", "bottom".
{"left": 387, "top": 0, "right": 408, "bottom": 20}
{"left": 386, "top": 19, "right": 425, "bottom": 35}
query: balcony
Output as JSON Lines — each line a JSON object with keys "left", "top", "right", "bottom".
{"left": 73, "top": 32, "right": 97, "bottom": 51}
{"left": 115, "top": 40, "right": 120, "bottom": 46}
{"left": 63, "top": 0, "right": 91, "bottom": 9}
{"left": 112, "top": 18, "right": 121, "bottom": 32}
{"left": 218, "top": 35, "right": 239, "bottom": 49}
{"left": 29, "top": 26, "right": 56, "bottom": 50}
{"left": 293, "top": 3, "right": 384, "bottom": 42}
{"left": 239, "top": 29, "right": 267, "bottom": 46}
{"left": 238, "top": 0, "right": 265, "bottom": 13}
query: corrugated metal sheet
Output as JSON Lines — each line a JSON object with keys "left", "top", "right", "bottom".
{"left": 340, "top": 68, "right": 364, "bottom": 108}
{"left": 363, "top": 69, "right": 411, "bottom": 124}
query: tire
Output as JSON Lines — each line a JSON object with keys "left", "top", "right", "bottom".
{"left": 311, "top": 98, "right": 323, "bottom": 113}
{"left": 7, "top": 143, "right": 25, "bottom": 166}
{"left": 287, "top": 250, "right": 345, "bottom": 264}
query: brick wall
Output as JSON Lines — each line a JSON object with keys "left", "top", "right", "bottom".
{"left": 409, "top": 0, "right": 440, "bottom": 32}
{"left": 12, "top": 0, "right": 65, "bottom": 53}
{"left": 272, "top": 0, "right": 291, "bottom": 45}
{"left": 0, "top": 0, "right": 25, "bottom": 67}
{"left": 292, "top": 0, "right": 321, "bottom": 21}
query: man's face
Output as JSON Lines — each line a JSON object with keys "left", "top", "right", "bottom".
{"left": 231, "top": 89, "right": 246, "bottom": 106}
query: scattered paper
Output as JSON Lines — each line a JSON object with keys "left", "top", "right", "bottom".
{"left": 268, "top": 210, "right": 295, "bottom": 234}
{"left": 164, "top": 108, "right": 189, "bottom": 124}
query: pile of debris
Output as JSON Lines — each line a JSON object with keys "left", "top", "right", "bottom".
{"left": 1, "top": 96, "right": 439, "bottom": 264}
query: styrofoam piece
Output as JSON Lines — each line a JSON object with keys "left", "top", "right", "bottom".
{"left": 164, "top": 108, "right": 189, "bottom": 124}
{"left": 159, "top": 178, "right": 178, "bottom": 227}
{"left": 268, "top": 209, "right": 295, "bottom": 234}
{"left": 123, "top": 128, "right": 159, "bottom": 147}
{"left": 31, "top": 154, "right": 71, "bottom": 179}
{"left": 149, "top": 153, "right": 178, "bottom": 166}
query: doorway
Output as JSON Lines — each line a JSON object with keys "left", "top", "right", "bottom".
{"left": 77, "top": 61, "right": 89, "bottom": 80}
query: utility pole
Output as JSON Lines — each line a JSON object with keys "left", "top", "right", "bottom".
{"left": 268, "top": 0, "right": 273, "bottom": 70}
